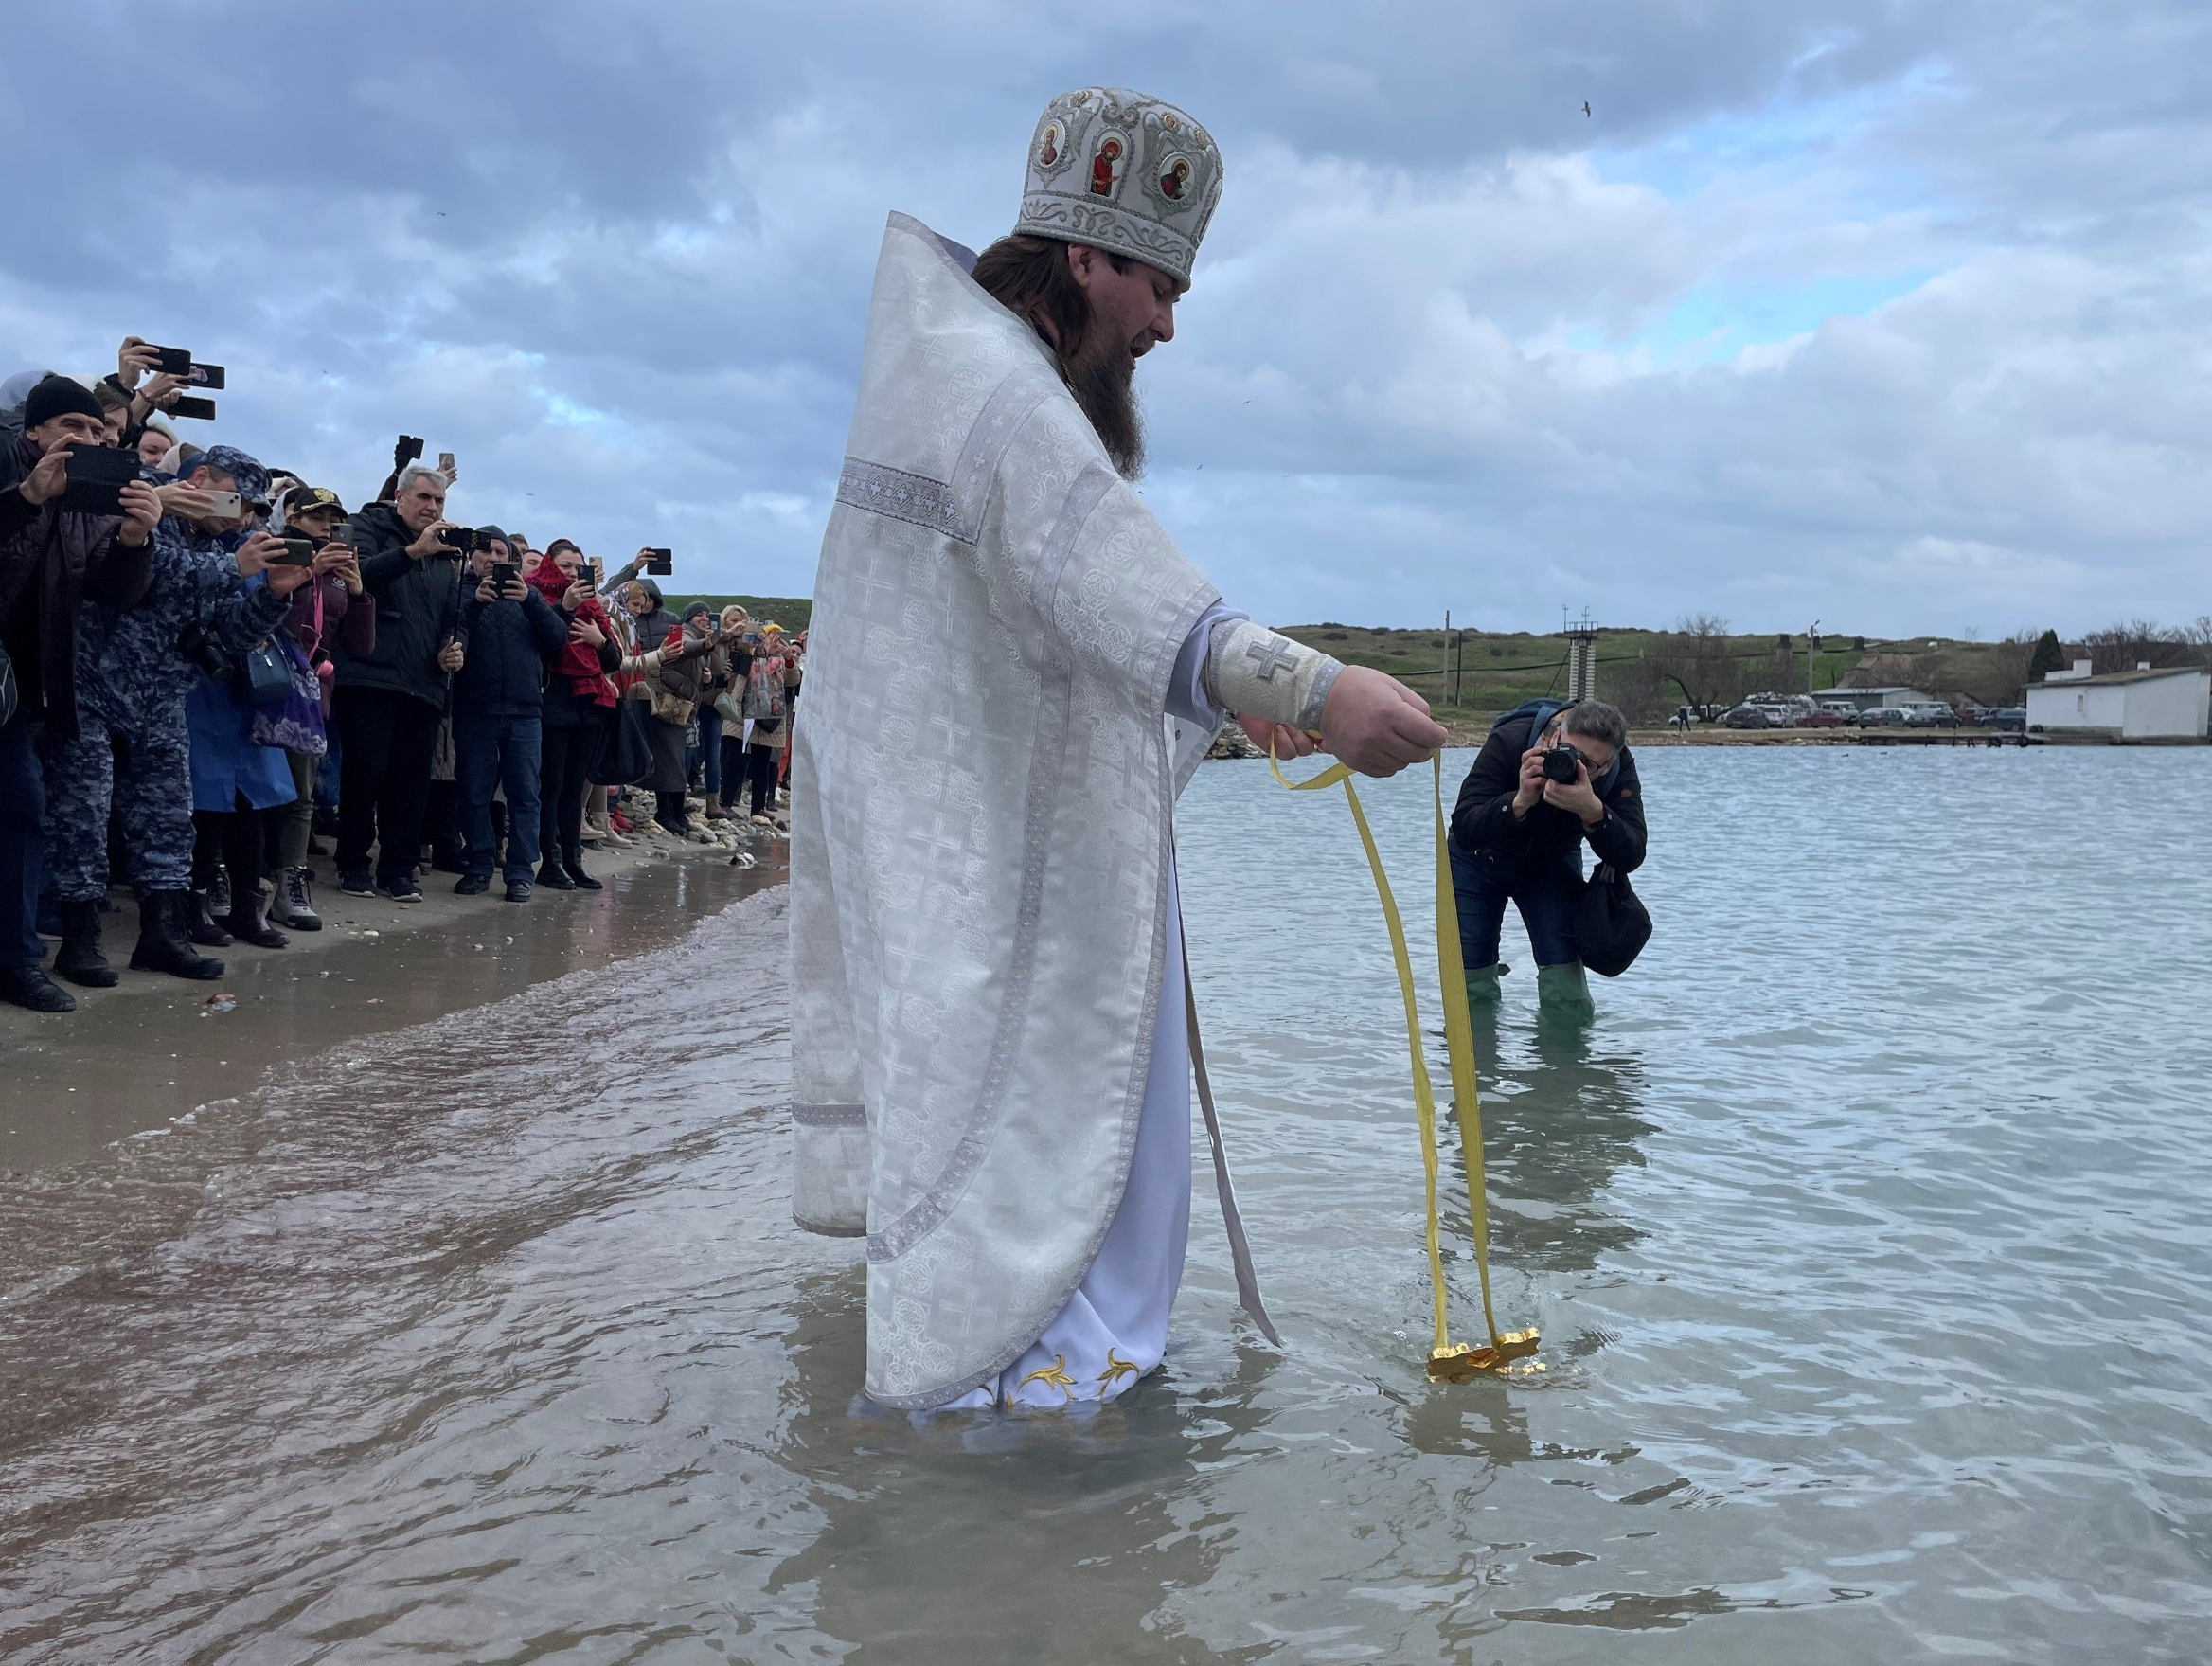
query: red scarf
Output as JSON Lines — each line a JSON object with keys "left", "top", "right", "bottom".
{"left": 526, "top": 558, "right": 618, "bottom": 708}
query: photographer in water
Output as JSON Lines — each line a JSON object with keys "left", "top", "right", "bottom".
{"left": 1447, "top": 698, "right": 1645, "bottom": 1018}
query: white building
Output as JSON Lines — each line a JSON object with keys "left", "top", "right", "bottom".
{"left": 2025, "top": 660, "right": 2210, "bottom": 741}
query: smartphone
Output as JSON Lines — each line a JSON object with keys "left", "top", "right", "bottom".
{"left": 437, "top": 451, "right": 455, "bottom": 475}
{"left": 199, "top": 489, "right": 244, "bottom": 519}
{"left": 271, "top": 537, "right": 316, "bottom": 567}
{"left": 330, "top": 518, "right": 360, "bottom": 548}
{"left": 169, "top": 395, "right": 217, "bottom": 421}
{"left": 59, "top": 445, "right": 141, "bottom": 515}
{"left": 589, "top": 556, "right": 605, "bottom": 586}
{"left": 643, "top": 547, "right": 673, "bottom": 575}
{"left": 151, "top": 345, "right": 193, "bottom": 375}
{"left": 489, "top": 561, "right": 519, "bottom": 591}
{"left": 396, "top": 434, "right": 424, "bottom": 465}
{"left": 440, "top": 526, "right": 479, "bottom": 556}
{"left": 187, "top": 363, "right": 224, "bottom": 390}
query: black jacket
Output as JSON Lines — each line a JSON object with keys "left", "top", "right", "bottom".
{"left": 330, "top": 500, "right": 462, "bottom": 709}
{"left": 1, "top": 434, "right": 153, "bottom": 742}
{"left": 1449, "top": 709, "right": 1647, "bottom": 888}
{"left": 453, "top": 582, "right": 567, "bottom": 719}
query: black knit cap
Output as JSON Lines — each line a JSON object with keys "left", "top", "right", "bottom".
{"left": 24, "top": 375, "right": 104, "bottom": 429}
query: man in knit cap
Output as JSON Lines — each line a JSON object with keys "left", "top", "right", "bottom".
{"left": 0, "top": 376, "right": 161, "bottom": 1011}
{"left": 790, "top": 90, "right": 1447, "bottom": 1410}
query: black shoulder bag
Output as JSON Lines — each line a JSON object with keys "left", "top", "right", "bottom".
{"left": 1574, "top": 863, "right": 1651, "bottom": 977}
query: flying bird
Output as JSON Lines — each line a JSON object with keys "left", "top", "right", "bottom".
{"left": 1581, "top": 100, "right": 1592, "bottom": 117}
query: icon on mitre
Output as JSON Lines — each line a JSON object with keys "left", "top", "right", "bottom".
{"left": 1089, "top": 134, "right": 1128, "bottom": 198}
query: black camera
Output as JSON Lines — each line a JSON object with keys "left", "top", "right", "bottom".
{"left": 1542, "top": 743, "right": 1586, "bottom": 784}
{"left": 176, "top": 618, "right": 235, "bottom": 683}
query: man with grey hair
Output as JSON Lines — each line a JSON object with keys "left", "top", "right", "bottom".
{"left": 329, "top": 463, "right": 467, "bottom": 902}
{"left": 1447, "top": 697, "right": 1648, "bottom": 1017}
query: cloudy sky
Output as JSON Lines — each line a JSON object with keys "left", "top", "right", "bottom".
{"left": 4, "top": 1, "right": 2205, "bottom": 636}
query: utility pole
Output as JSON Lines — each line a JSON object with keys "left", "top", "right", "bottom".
{"left": 1808, "top": 618, "right": 1821, "bottom": 699}
{"left": 1442, "top": 609, "right": 1451, "bottom": 707}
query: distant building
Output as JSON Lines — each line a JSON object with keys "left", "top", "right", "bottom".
{"left": 1811, "top": 686, "right": 1947, "bottom": 714}
{"left": 2025, "top": 660, "right": 2210, "bottom": 741}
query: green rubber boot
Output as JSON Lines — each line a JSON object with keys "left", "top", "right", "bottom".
{"left": 1536, "top": 960, "right": 1595, "bottom": 1021}
{"left": 1462, "top": 963, "right": 1503, "bottom": 1007}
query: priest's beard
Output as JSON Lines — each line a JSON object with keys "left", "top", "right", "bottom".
{"left": 1068, "top": 345, "right": 1146, "bottom": 480}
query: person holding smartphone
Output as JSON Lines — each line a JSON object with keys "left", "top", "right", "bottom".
{"left": 0, "top": 376, "right": 161, "bottom": 1011}
{"left": 263, "top": 485, "right": 375, "bottom": 930}
{"left": 326, "top": 463, "right": 467, "bottom": 903}
{"left": 449, "top": 528, "right": 564, "bottom": 902}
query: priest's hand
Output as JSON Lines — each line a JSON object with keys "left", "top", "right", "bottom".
{"left": 1320, "top": 665, "right": 1449, "bottom": 777}
{"left": 1238, "top": 715, "right": 1314, "bottom": 758}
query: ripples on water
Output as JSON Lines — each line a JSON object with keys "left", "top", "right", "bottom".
{"left": 3, "top": 747, "right": 2209, "bottom": 1662}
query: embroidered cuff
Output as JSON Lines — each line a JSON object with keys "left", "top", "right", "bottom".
{"left": 1204, "top": 619, "right": 1343, "bottom": 731}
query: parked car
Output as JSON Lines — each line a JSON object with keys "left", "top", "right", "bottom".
{"left": 1986, "top": 707, "right": 2026, "bottom": 731}
{"left": 1855, "top": 707, "right": 1909, "bottom": 726}
{"left": 1724, "top": 705, "right": 1773, "bottom": 728}
{"left": 1904, "top": 706, "right": 1959, "bottom": 727}
{"left": 1796, "top": 708, "right": 1846, "bottom": 727}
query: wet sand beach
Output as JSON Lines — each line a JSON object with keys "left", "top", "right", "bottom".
{"left": 0, "top": 839, "right": 782, "bottom": 1173}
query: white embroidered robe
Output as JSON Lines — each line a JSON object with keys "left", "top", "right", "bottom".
{"left": 789, "top": 212, "right": 1232, "bottom": 1409}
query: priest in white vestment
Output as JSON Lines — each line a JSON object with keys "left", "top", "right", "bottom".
{"left": 791, "top": 86, "right": 1448, "bottom": 1411}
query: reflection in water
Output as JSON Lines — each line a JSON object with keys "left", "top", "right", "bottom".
{"left": 771, "top": 1269, "right": 1282, "bottom": 1661}
{"left": 1472, "top": 1010, "right": 1654, "bottom": 1277}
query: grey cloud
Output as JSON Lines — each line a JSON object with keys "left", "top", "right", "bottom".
{"left": 1, "top": 0, "right": 2204, "bottom": 632}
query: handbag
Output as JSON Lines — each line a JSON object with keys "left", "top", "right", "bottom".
{"left": 249, "top": 636, "right": 329, "bottom": 756}
{"left": 234, "top": 637, "right": 293, "bottom": 708}
{"left": 1573, "top": 862, "right": 1652, "bottom": 977}
{"left": 590, "top": 698, "right": 655, "bottom": 787}
{"left": 713, "top": 689, "right": 743, "bottom": 725}
{"left": 650, "top": 688, "right": 696, "bottom": 726}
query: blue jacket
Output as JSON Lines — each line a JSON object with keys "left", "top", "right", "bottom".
{"left": 186, "top": 571, "right": 298, "bottom": 812}
{"left": 453, "top": 585, "right": 566, "bottom": 720}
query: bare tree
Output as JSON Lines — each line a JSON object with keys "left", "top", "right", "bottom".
{"left": 2083, "top": 620, "right": 2193, "bottom": 674}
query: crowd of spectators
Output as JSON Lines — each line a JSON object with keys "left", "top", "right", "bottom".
{"left": 0, "top": 338, "right": 801, "bottom": 1014}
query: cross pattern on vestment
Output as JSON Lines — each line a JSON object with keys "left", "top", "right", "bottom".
{"left": 1244, "top": 636, "right": 1299, "bottom": 682}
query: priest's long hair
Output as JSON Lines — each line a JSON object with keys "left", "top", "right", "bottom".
{"left": 971, "top": 234, "right": 1145, "bottom": 479}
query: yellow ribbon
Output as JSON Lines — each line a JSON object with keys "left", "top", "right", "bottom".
{"left": 1270, "top": 744, "right": 1539, "bottom": 1380}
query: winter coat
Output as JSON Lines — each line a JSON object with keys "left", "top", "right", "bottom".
{"left": 1449, "top": 709, "right": 1647, "bottom": 890}
{"left": 0, "top": 433, "right": 154, "bottom": 742}
{"left": 330, "top": 499, "right": 462, "bottom": 710}
{"left": 75, "top": 512, "right": 287, "bottom": 731}
{"left": 187, "top": 575, "right": 295, "bottom": 812}
{"left": 453, "top": 580, "right": 566, "bottom": 720}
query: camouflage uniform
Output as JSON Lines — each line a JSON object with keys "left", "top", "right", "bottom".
{"left": 41, "top": 447, "right": 285, "bottom": 903}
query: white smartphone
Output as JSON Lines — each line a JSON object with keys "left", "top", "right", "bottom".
{"left": 201, "top": 490, "right": 243, "bottom": 519}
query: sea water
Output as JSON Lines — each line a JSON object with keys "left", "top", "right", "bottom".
{"left": 3, "top": 746, "right": 2208, "bottom": 1662}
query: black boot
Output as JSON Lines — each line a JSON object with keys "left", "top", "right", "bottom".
{"left": 535, "top": 860, "right": 577, "bottom": 892}
{"left": 221, "top": 879, "right": 289, "bottom": 949}
{"left": 0, "top": 964, "right": 76, "bottom": 1012}
{"left": 54, "top": 899, "right": 119, "bottom": 988}
{"left": 187, "top": 886, "right": 233, "bottom": 947}
{"left": 132, "top": 891, "right": 225, "bottom": 980}
{"left": 563, "top": 852, "right": 602, "bottom": 891}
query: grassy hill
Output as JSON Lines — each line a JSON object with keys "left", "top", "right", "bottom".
{"left": 660, "top": 594, "right": 812, "bottom": 632}
{"left": 653, "top": 602, "right": 2188, "bottom": 724}
{"left": 1274, "top": 622, "right": 2034, "bottom": 724}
